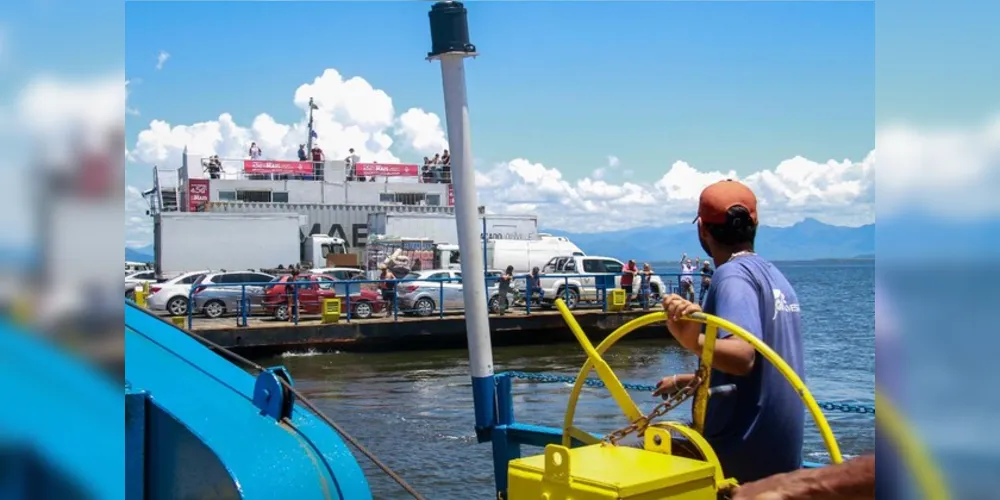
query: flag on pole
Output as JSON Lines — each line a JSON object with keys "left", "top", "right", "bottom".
{"left": 310, "top": 129, "right": 318, "bottom": 139}
{"left": 309, "top": 100, "right": 319, "bottom": 110}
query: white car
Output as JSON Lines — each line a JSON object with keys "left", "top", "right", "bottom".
{"left": 125, "top": 270, "right": 157, "bottom": 300}
{"left": 146, "top": 270, "right": 210, "bottom": 316}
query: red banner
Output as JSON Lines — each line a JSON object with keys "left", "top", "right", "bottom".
{"left": 243, "top": 160, "right": 313, "bottom": 175}
{"left": 188, "top": 178, "right": 210, "bottom": 212}
{"left": 448, "top": 184, "right": 455, "bottom": 206}
{"left": 355, "top": 162, "right": 419, "bottom": 177}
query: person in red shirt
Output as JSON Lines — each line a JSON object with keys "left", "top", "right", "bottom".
{"left": 310, "top": 145, "right": 325, "bottom": 181}
{"left": 621, "top": 259, "right": 638, "bottom": 309}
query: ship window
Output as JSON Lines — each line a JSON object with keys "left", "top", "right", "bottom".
{"left": 378, "top": 192, "right": 433, "bottom": 206}
{"left": 236, "top": 190, "right": 272, "bottom": 202}
{"left": 272, "top": 192, "right": 289, "bottom": 203}
{"left": 219, "top": 191, "right": 236, "bottom": 201}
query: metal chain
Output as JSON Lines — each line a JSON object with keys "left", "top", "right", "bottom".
{"left": 603, "top": 378, "right": 700, "bottom": 445}
{"left": 500, "top": 371, "right": 876, "bottom": 415}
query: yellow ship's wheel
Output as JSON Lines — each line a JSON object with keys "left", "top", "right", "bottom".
{"left": 552, "top": 298, "right": 843, "bottom": 486}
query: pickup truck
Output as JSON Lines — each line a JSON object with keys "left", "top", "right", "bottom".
{"left": 536, "top": 255, "right": 667, "bottom": 309}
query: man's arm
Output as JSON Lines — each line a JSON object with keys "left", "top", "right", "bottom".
{"left": 732, "top": 455, "right": 875, "bottom": 500}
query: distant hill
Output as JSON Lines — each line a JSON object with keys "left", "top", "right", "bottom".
{"left": 541, "top": 218, "right": 875, "bottom": 262}
{"left": 126, "top": 245, "right": 154, "bottom": 263}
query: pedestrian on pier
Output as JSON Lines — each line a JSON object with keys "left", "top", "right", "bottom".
{"left": 378, "top": 266, "right": 396, "bottom": 317}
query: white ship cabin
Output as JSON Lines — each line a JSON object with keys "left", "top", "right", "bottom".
{"left": 147, "top": 150, "right": 453, "bottom": 213}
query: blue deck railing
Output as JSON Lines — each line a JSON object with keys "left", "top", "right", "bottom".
{"left": 136, "top": 271, "right": 708, "bottom": 329}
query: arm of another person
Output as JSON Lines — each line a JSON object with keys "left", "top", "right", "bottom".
{"left": 732, "top": 455, "right": 875, "bottom": 500}
{"left": 665, "top": 276, "right": 760, "bottom": 376}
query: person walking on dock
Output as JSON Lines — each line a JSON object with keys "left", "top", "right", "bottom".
{"left": 497, "top": 265, "right": 515, "bottom": 315}
{"left": 679, "top": 254, "right": 697, "bottom": 302}
{"left": 378, "top": 266, "right": 396, "bottom": 317}
{"left": 621, "top": 259, "right": 638, "bottom": 309}
{"left": 653, "top": 180, "right": 805, "bottom": 485}
{"left": 639, "top": 263, "right": 654, "bottom": 311}
{"left": 699, "top": 259, "right": 714, "bottom": 305}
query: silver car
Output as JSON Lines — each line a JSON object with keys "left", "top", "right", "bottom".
{"left": 125, "top": 270, "right": 158, "bottom": 300}
{"left": 395, "top": 270, "right": 464, "bottom": 317}
{"left": 192, "top": 271, "right": 275, "bottom": 319}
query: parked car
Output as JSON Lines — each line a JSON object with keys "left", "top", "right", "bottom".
{"left": 308, "top": 267, "right": 365, "bottom": 281}
{"left": 146, "top": 270, "right": 211, "bottom": 316}
{"left": 125, "top": 270, "right": 157, "bottom": 300}
{"left": 261, "top": 275, "right": 384, "bottom": 320}
{"left": 396, "top": 270, "right": 464, "bottom": 317}
{"left": 190, "top": 270, "right": 276, "bottom": 319}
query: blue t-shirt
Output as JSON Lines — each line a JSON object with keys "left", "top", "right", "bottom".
{"left": 700, "top": 254, "right": 805, "bottom": 483}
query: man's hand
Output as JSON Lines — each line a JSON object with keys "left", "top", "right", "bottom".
{"left": 732, "top": 470, "right": 812, "bottom": 500}
{"left": 732, "top": 455, "right": 876, "bottom": 500}
{"left": 662, "top": 294, "right": 701, "bottom": 350}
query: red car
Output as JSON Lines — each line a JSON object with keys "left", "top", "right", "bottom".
{"left": 262, "top": 274, "right": 384, "bottom": 320}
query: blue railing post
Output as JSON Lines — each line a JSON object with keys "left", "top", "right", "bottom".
{"left": 492, "top": 374, "right": 520, "bottom": 499}
{"left": 393, "top": 280, "right": 398, "bottom": 322}
{"left": 525, "top": 276, "right": 532, "bottom": 315}
{"left": 345, "top": 281, "right": 352, "bottom": 322}
{"left": 239, "top": 285, "right": 247, "bottom": 327}
{"left": 187, "top": 287, "right": 194, "bottom": 330}
{"left": 439, "top": 280, "right": 445, "bottom": 319}
{"left": 293, "top": 283, "right": 299, "bottom": 325}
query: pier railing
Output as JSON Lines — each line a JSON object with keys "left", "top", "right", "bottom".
{"left": 164, "top": 272, "right": 712, "bottom": 329}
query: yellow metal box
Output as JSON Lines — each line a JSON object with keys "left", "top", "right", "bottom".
{"left": 607, "top": 289, "right": 627, "bottom": 312}
{"left": 170, "top": 316, "right": 186, "bottom": 328}
{"left": 508, "top": 444, "right": 716, "bottom": 500}
{"left": 321, "top": 298, "right": 342, "bottom": 324}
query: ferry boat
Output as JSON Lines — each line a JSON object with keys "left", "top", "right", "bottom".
{"left": 121, "top": 3, "right": 935, "bottom": 500}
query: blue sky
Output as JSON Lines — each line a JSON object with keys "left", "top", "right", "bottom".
{"left": 124, "top": 1, "right": 875, "bottom": 186}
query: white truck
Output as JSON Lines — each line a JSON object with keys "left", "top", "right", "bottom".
{"left": 155, "top": 212, "right": 358, "bottom": 277}
{"left": 536, "top": 255, "right": 667, "bottom": 309}
{"left": 363, "top": 234, "right": 585, "bottom": 278}
{"left": 367, "top": 212, "right": 540, "bottom": 245}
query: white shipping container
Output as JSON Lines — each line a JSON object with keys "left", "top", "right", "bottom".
{"left": 206, "top": 202, "right": 461, "bottom": 254}
{"left": 368, "top": 212, "right": 539, "bottom": 245}
{"left": 156, "top": 212, "right": 301, "bottom": 276}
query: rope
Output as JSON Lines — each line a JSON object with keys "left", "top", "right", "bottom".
{"left": 176, "top": 326, "right": 426, "bottom": 500}
{"left": 500, "top": 371, "right": 876, "bottom": 415}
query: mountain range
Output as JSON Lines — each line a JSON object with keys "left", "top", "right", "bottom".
{"left": 124, "top": 218, "right": 874, "bottom": 263}
{"left": 541, "top": 218, "right": 875, "bottom": 262}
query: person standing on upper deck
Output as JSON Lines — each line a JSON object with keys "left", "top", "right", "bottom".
{"left": 346, "top": 148, "right": 362, "bottom": 182}
{"left": 652, "top": 179, "right": 805, "bottom": 485}
{"left": 248, "top": 142, "right": 262, "bottom": 160}
{"left": 310, "top": 144, "right": 325, "bottom": 181}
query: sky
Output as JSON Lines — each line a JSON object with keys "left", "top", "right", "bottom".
{"left": 5, "top": 0, "right": 998, "bottom": 249}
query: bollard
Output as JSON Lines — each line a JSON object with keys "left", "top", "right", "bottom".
{"left": 170, "top": 316, "right": 186, "bottom": 329}
{"left": 321, "top": 298, "right": 341, "bottom": 324}
{"left": 607, "top": 289, "right": 627, "bottom": 312}
{"left": 134, "top": 289, "right": 147, "bottom": 308}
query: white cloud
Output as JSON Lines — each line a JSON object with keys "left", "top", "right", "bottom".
{"left": 122, "top": 65, "right": 1000, "bottom": 246}
{"left": 156, "top": 50, "right": 170, "bottom": 71}
{"left": 125, "top": 79, "right": 139, "bottom": 116}
{"left": 592, "top": 155, "right": 620, "bottom": 181}
{"left": 876, "top": 116, "right": 1000, "bottom": 219}
{"left": 129, "top": 69, "right": 441, "bottom": 174}
{"left": 16, "top": 71, "right": 126, "bottom": 165}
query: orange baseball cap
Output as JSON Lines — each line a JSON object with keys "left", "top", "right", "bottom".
{"left": 692, "top": 179, "right": 758, "bottom": 225}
